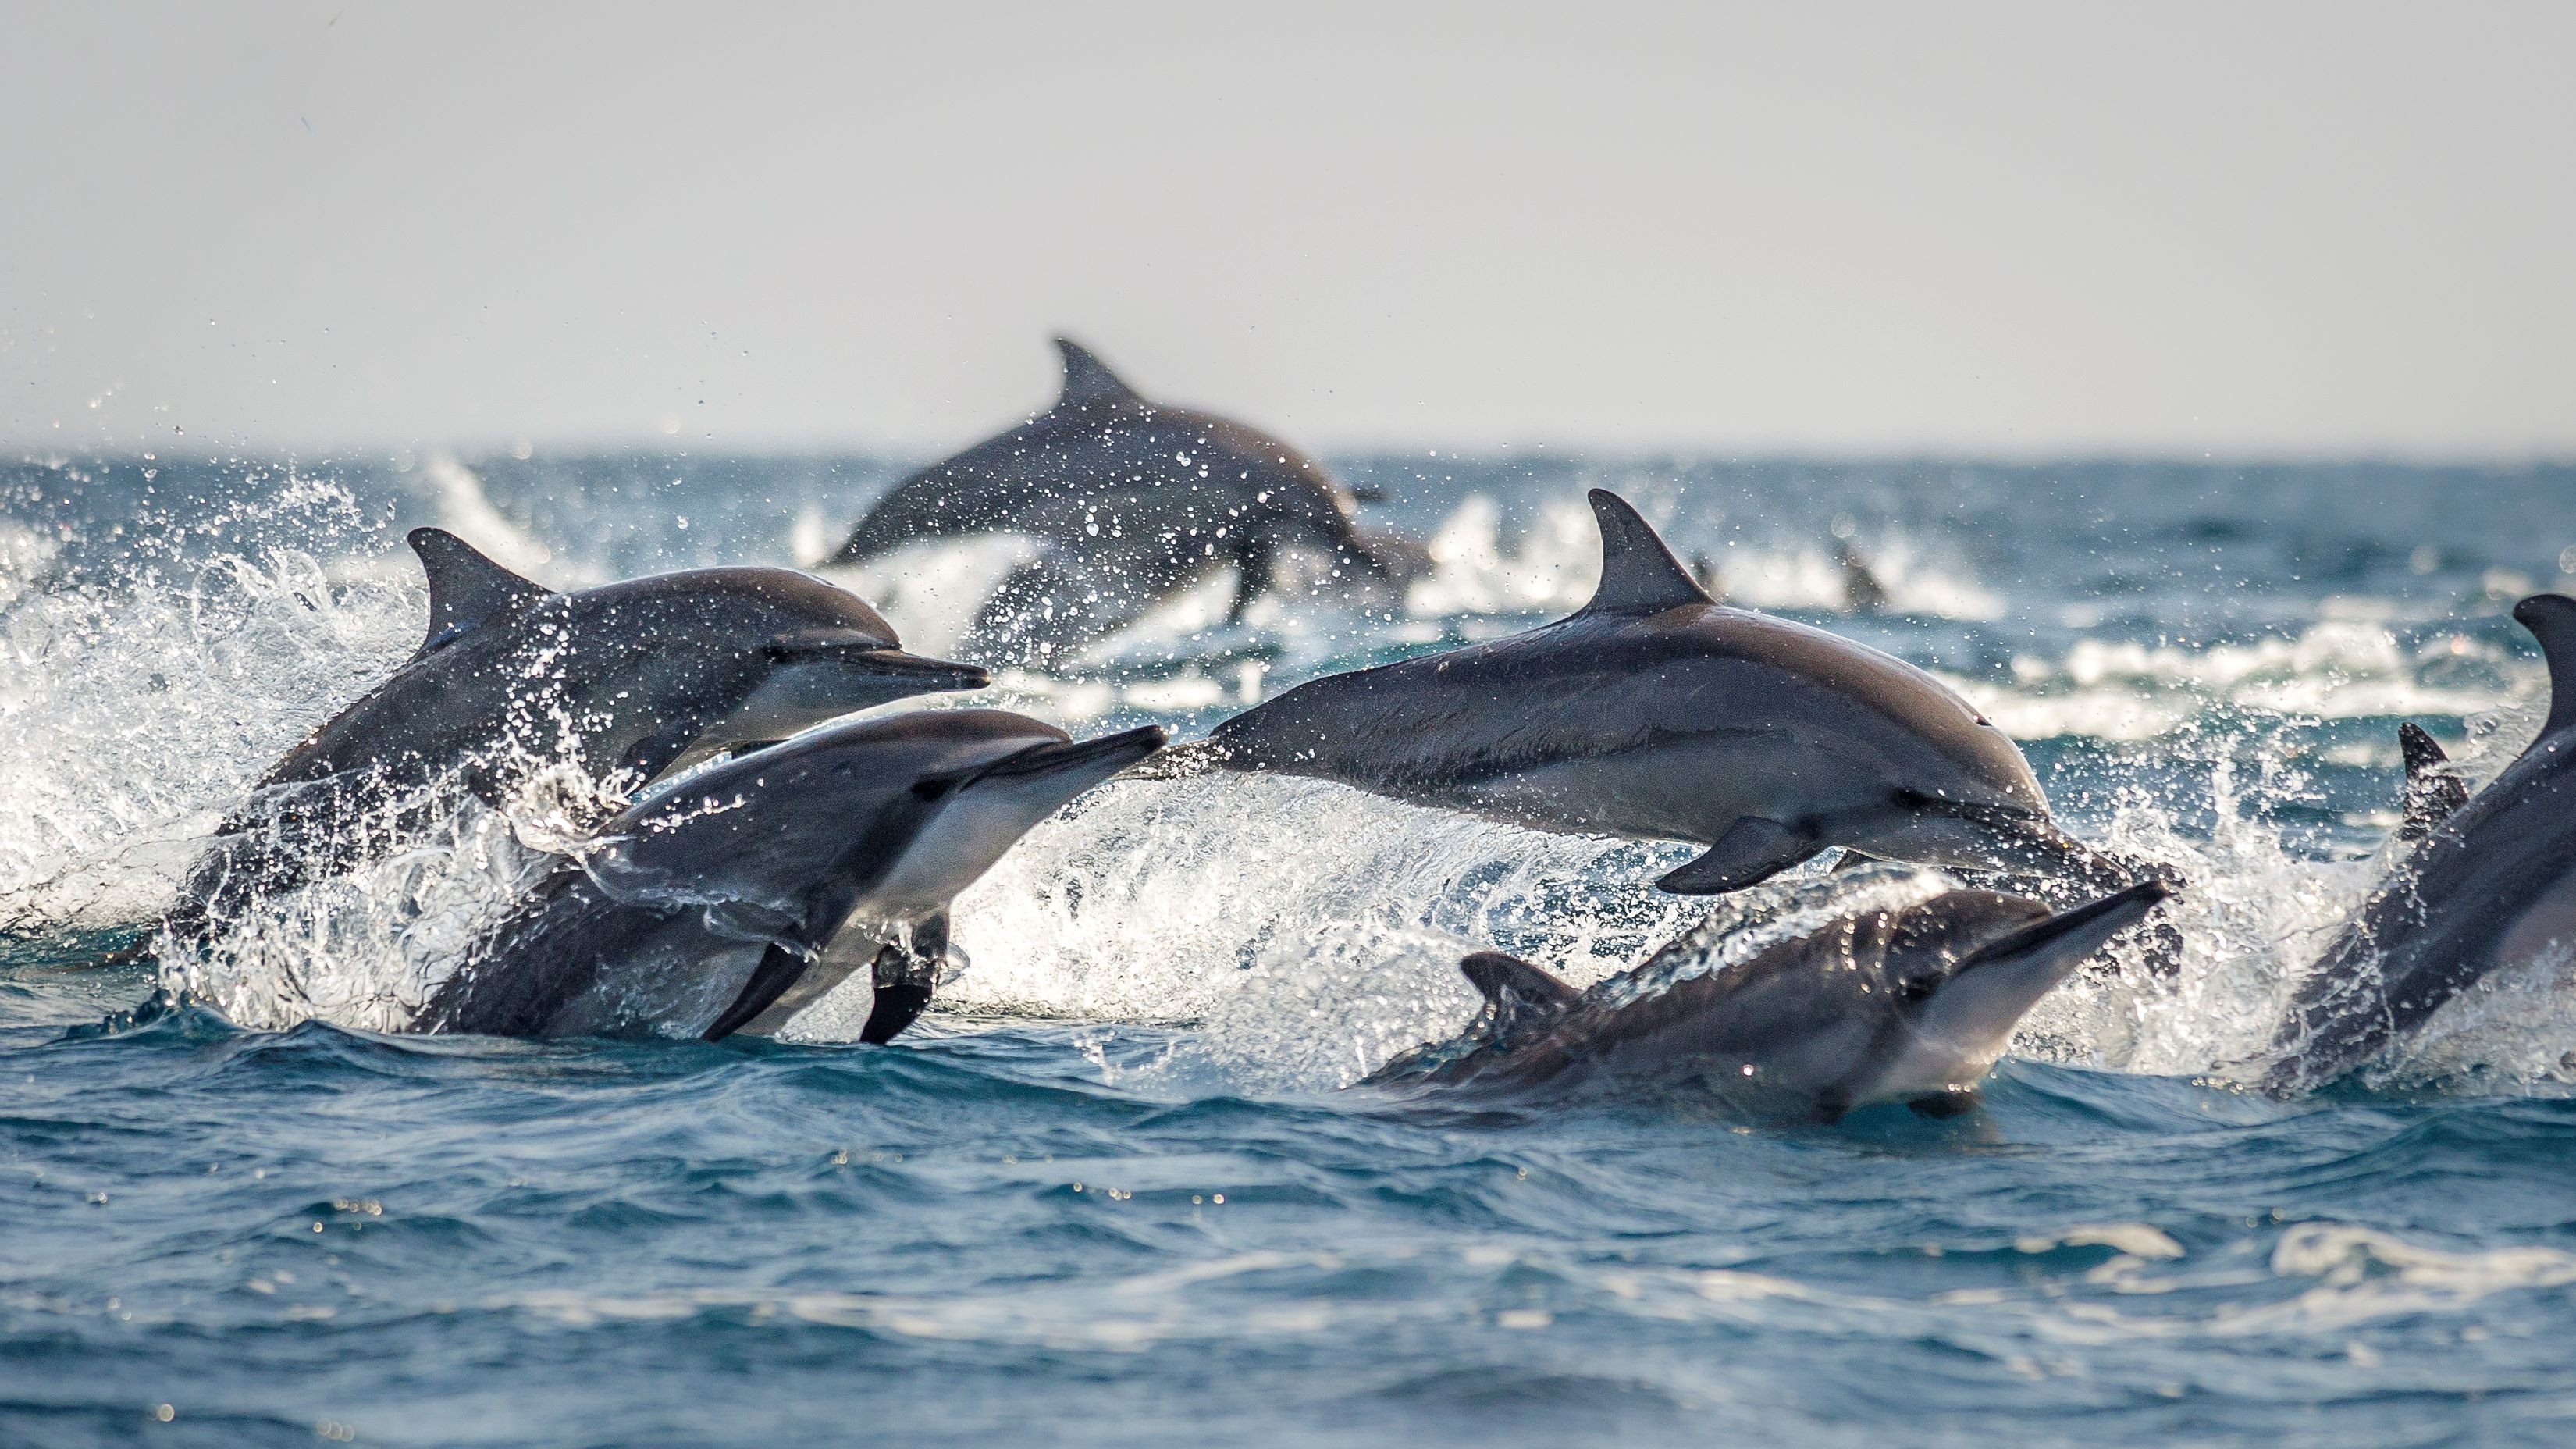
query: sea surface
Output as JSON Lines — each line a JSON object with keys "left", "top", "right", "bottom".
{"left": 6, "top": 450, "right": 2576, "bottom": 1446}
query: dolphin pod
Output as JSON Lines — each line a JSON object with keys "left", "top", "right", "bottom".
{"left": 112, "top": 336, "right": 2576, "bottom": 1106}
{"left": 165, "top": 529, "right": 987, "bottom": 945}
{"left": 1208, "top": 489, "right": 2123, "bottom": 895}
{"left": 827, "top": 337, "right": 1418, "bottom": 667}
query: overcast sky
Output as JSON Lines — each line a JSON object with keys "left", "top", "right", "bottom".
{"left": 3, "top": 2, "right": 2571, "bottom": 457}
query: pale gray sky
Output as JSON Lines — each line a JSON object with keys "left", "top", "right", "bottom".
{"left": 3, "top": 2, "right": 2571, "bottom": 457}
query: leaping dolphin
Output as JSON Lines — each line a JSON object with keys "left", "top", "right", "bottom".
{"left": 828, "top": 337, "right": 1418, "bottom": 666}
{"left": 1205, "top": 489, "right": 2119, "bottom": 895}
{"left": 414, "top": 710, "right": 1164, "bottom": 1043}
{"left": 1364, "top": 878, "right": 2173, "bottom": 1122}
{"left": 2261, "top": 597, "right": 2576, "bottom": 1092}
{"left": 169, "top": 530, "right": 988, "bottom": 942}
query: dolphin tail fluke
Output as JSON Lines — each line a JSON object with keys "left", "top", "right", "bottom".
{"left": 1578, "top": 490, "right": 1714, "bottom": 618}
{"left": 1655, "top": 817, "right": 1817, "bottom": 895}
{"left": 407, "top": 527, "right": 550, "bottom": 657}
{"left": 2396, "top": 722, "right": 2471, "bottom": 842}
{"left": 1053, "top": 336, "right": 1141, "bottom": 410}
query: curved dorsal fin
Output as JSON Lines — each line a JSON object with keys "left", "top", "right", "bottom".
{"left": 1459, "top": 951, "right": 1581, "bottom": 1045}
{"left": 2514, "top": 593, "right": 2576, "bottom": 737}
{"left": 1053, "top": 336, "right": 1140, "bottom": 409}
{"left": 2396, "top": 722, "right": 2471, "bottom": 841}
{"left": 1578, "top": 489, "right": 1713, "bottom": 617}
{"left": 407, "top": 527, "right": 550, "bottom": 656}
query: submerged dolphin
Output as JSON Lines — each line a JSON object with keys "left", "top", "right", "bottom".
{"left": 1207, "top": 489, "right": 2116, "bottom": 895}
{"left": 828, "top": 337, "right": 1415, "bottom": 665}
{"left": 414, "top": 710, "right": 1164, "bottom": 1043}
{"left": 1364, "top": 879, "right": 2172, "bottom": 1121}
{"left": 170, "top": 530, "right": 988, "bottom": 939}
{"left": 2262, "top": 598, "right": 2576, "bottom": 1092}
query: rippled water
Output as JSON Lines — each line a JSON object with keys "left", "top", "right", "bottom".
{"left": 7, "top": 451, "right": 2576, "bottom": 1445}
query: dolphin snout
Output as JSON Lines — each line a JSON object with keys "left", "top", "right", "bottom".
{"left": 851, "top": 649, "right": 993, "bottom": 692}
{"left": 973, "top": 724, "right": 1169, "bottom": 788}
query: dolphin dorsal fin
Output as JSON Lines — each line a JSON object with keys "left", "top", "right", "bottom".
{"left": 2516, "top": 594, "right": 2576, "bottom": 738}
{"left": 1459, "top": 951, "right": 1581, "bottom": 1043}
{"left": 1053, "top": 336, "right": 1140, "bottom": 409}
{"left": 1578, "top": 490, "right": 1713, "bottom": 617}
{"left": 2396, "top": 722, "right": 2471, "bottom": 841}
{"left": 407, "top": 527, "right": 549, "bottom": 656}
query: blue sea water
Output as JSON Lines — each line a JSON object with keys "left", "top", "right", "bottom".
{"left": 6, "top": 450, "right": 2576, "bottom": 1446}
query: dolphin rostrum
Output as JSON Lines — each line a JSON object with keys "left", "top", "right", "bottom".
{"left": 828, "top": 336, "right": 1416, "bottom": 666}
{"left": 1364, "top": 878, "right": 2173, "bottom": 1121}
{"left": 1205, "top": 488, "right": 2118, "bottom": 895}
{"left": 413, "top": 710, "right": 1165, "bottom": 1043}
{"left": 169, "top": 529, "right": 989, "bottom": 942}
{"left": 2262, "top": 597, "right": 2576, "bottom": 1091}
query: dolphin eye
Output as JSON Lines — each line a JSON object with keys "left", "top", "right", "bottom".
{"left": 1895, "top": 974, "right": 1941, "bottom": 1002}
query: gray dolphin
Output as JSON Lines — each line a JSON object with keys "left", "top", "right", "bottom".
{"left": 169, "top": 529, "right": 989, "bottom": 940}
{"left": 413, "top": 709, "right": 1164, "bottom": 1043}
{"left": 828, "top": 337, "right": 1414, "bottom": 666}
{"left": 1364, "top": 879, "right": 2172, "bottom": 1121}
{"left": 1205, "top": 488, "right": 2117, "bottom": 895}
{"left": 2261, "top": 597, "right": 2576, "bottom": 1092}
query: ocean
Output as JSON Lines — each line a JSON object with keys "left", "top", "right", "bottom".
{"left": 5, "top": 450, "right": 2575, "bottom": 1446}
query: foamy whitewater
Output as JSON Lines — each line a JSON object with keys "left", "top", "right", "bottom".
{"left": 6, "top": 450, "right": 2576, "bottom": 1447}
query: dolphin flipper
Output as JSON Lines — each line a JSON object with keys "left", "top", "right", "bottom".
{"left": 1656, "top": 817, "right": 1818, "bottom": 895}
{"left": 702, "top": 943, "right": 812, "bottom": 1042}
{"left": 2396, "top": 722, "right": 2471, "bottom": 842}
{"left": 859, "top": 914, "right": 949, "bottom": 1045}
{"left": 407, "top": 528, "right": 550, "bottom": 657}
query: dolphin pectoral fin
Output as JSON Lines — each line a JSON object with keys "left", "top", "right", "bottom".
{"left": 860, "top": 943, "right": 939, "bottom": 1045}
{"left": 617, "top": 721, "right": 705, "bottom": 785}
{"left": 407, "top": 528, "right": 550, "bottom": 657}
{"left": 1908, "top": 1088, "right": 1982, "bottom": 1120}
{"left": 1655, "top": 819, "right": 1817, "bottom": 895}
{"left": 703, "top": 943, "right": 812, "bottom": 1042}
{"left": 1577, "top": 490, "right": 1715, "bottom": 618}
{"left": 2396, "top": 721, "right": 2471, "bottom": 841}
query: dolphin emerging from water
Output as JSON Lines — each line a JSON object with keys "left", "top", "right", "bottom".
{"left": 2262, "top": 597, "right": 2576, "bottom": 1092}
{"left": 1205, "top": 489, "right": 2119, "bottom": 895}
{"left": 169, "top": 530, "right": 988, "bottom": 942}
{"left": 1364, "top": 878, "right": 2173, "bottom": 1121}
{"left": 415, "top": 709, "right": 1165, "bottom": 1042}
{"left": 828, "top": 336, "right": 1418, "bottom": 666}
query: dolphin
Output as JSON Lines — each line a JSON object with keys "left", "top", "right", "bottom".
{"left": 413, "top": 710, "right": 1165, "bottom": 1043}
{"left": 2261, "top": 597, "right": 2576, "bottom": 1092}
{"left": 1364, "top": 879, "right": 2173, "bottom": 1121}
{"left": 827, "top": 336, "right": 1416, "bottom": 666}
{"left": 169, "top": 529, "right": 988, "bottom": 941}
{"left": 1204, "top": 488, "right": 2119, "bottom": 895}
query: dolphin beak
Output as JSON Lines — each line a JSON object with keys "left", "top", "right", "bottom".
{"left": 1907, "top": 879, "right": 2174, "bottom": 1061}
{"left": 852, "top": 648, "right": 992, "bottom": 692}
{"left": 971, "top": 725, "right": 1169, "bottom": 790}
{"left": 1958, "top": 879, "right": 2173, "bottom": 977}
